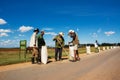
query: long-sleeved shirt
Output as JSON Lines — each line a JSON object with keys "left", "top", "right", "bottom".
{"left": 29, "top": 32, "right": 38, "bottom": 47}
{"left": 37, "top": 34, "right": 46, "bottom": 47}
{"left": 53, "top": 35, "right": 65, "bottom": 48}
{"left": 71, "top": 33, "right": 79, "bottom": 45}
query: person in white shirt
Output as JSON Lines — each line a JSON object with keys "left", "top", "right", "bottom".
{"left": 29, "top": 28, "right": 39, "bottom": 64}
{"left": 68, "top": 30, "right": 80, "bottom": 62}
{"left": 94, "top": 40, "right": 99, "bottom": 53}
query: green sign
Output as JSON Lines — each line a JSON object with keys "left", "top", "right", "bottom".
{"left": 20, "top": 40, "right": 27, "bottom": 50}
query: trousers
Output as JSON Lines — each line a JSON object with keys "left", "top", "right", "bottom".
{"left": 55, "top": 48, "right": 62, "bottom": 61}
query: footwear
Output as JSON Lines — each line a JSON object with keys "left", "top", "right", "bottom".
{"left": 37, "top": 62, "right": 41, "bottom": 64}
{"left": 69, "top": 60, "right": 76, "bottom": 62}
{"left": 77, "top": 58, "right": 80, "bottom": 61}
{"left": 54, "top": 60, "right": 57, "bottom": 62}
{"left": 58, "top": 59, "right": 63, "bottom": 61}
{"left": 59, "top": 59, "right": 62, "bottom": 61}
{"left": 31, "top": 57, "right": 35, "bottom": 64}
{"left": 36, "top": 57, "right": 39, "bottom": 63}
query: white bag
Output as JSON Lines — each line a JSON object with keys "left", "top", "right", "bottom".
{"left": 41, "top": 46, "right": 48, "bottom": 64}
{"left": 86, "top": 46, "right": 91, "bottom": 54}
{"left": 69, "top": 46, "right": 74, "bottom": 60}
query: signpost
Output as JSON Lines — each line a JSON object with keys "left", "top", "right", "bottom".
{"left": 19, "top": 40, "right": 27, "bottom": 61}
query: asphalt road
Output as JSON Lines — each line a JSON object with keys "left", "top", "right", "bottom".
{"left": 0, "top": 48, "right": 120, "bottom": 80}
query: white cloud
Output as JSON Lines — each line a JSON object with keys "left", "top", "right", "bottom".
{"left": 0, "top": 33, "right": 8, "bottom": 37}
{"left": 0, "top": 29, "right": 12, "bottom": 37}
{"left": 0, "top": 39, "right": 19, "bottom": 47}
{"left": 90, "top": 28, "right": 101, "bottom": 38}
{"left": 104, "top": 31, "right": 115, "bottom": 36}
{"left": 19, "top": 25, "right": 34, "bottom": 32}
{"left": 45, "top": 32, "right": 57, "bottom": 36}
{"left": 0, "top": 40, "right": 11, "bottom": 46}
{"left": 0, "top": 29, "right": 12, "bottom": 33}
{"left": 91, "top": 33, "right": 97, "bottom": 38}
{"left": 0, "top": 18, "right": 7, "bottom": 25}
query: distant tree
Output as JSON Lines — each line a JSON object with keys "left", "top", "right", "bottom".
{"left": 117, "top": 43, "right": 120, "bottom": 46}
{"left": 101, "top": 43, "right": 119, "bottom": 46}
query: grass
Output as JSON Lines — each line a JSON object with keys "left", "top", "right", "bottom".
{"left": 0, "top": 46, "right": 105, "bottom": 66}
{"left": 0, "top": 51, "right": 30, "bottom": 65}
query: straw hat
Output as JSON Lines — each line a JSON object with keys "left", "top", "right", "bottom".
{"left": 59, "top": 32, "right": 64, "bottom": 36}
{"left": 69, "top": 30, "right": 74, "bottom": 33}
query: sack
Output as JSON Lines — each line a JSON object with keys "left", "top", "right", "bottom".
{"left": 41, "top": 46, "right": 48, "bottom": 64}
{"left": 69, "top": 46, "right": 74, "bottom": 60}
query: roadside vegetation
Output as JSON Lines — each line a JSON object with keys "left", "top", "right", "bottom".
{"left": 0, "top": 45, "right": 118, "bottom": 66}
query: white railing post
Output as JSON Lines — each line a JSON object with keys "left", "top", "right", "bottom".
{"left": 86, "top": 46, "right": 91, "bottom": 55}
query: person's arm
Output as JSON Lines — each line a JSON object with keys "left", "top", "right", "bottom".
{"left": 53, "top": 36, "right": 57, "bottom": 41}
{"left": 34, "top": 33, "right": 37, "bottom": 46}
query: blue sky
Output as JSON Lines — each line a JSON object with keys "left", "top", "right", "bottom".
{"left": 0, "top": 0, "right": 120, "bottom": 47}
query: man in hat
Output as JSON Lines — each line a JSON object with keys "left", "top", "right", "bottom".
{"left": 29, "top": 28, "right": 39, "bottom": 64}
{"left": 37, "top": 30, "right": 46, "bottom": 63}
{"left": 68, "top": 30, "right": 80, "bottom": 62}
{"left": 53, "top": 32, "right": 65, "bottom": 61}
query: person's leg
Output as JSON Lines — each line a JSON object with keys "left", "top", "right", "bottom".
{"left": 38, "top": 47, "right": 41, "bottom": 63}
{"left": 34, "top": 48, "right": 38, "bottom": 63}
{"left": 74, "top": 45, "right": 78, "bottom": 61}
{"left": 31, "top": 47, "right": 35, "bottom": 64}
{"left": 95, "top": 48, "right": 98, "bottom": 53}
{"left": 59, "top": 48, "right": 62, "bottom": 60}
{"left": 74, "top": 50, "right": 77, "bottom": 61}
{"left": 55, "top": 48, "right": 58, "bottom": 61}
{"left": 76, "top": 50, "right": 80, "bottom": 61}
{"left": 97, "top": 47, "right": 99, "bottom": 53}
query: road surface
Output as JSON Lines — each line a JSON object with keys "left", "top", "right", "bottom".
{"left": 0, "top": 48, "right": 120, "bottom": 80}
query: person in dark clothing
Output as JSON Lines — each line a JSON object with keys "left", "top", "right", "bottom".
{"left": 37, "top": 30, "right": 46, "bottom": 63}
{"left": 53, "top": 32, "right": 65, "bottom": 61}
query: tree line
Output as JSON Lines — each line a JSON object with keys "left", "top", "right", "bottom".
{"left": 63, "top": 43, "right": 120, "bottom": 48}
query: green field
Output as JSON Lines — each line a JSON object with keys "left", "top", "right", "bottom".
{"left": 0, "top": 47, "right": 104, "bottom": 66}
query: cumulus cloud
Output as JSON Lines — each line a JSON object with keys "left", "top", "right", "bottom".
{"left": 0, "top": 29, "right": 11, "bottom": 33}
{"left": 19, "top": 25, "right": 34, "bottom": 32}
{"left": 0, "top": 39, "right": 19, "bottom": 47}
{"left": 0, "top": 33, "right": 8, "bottom": 37}
{"left": 45, "top": 32, "right": 57, "bottom": 36}
{"left": 0, "top": 29, "right": 12, "bottom": 37}
{"left": 0, "top": 18, "right": 7, "bottom": 25}
{"left": 104, "top": 31, "right": 115, "bottom": 36}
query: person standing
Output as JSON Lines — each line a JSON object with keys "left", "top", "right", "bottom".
{"left": 53, "top": 32, "right": 65, "bottom": 61}
{"left": 68, "top": 30, "right": 80, "bottom": 62}
{"left": 37, "top": 30, "right": 46, "bottom": 63}
{"left": 29, "top": 28, "right": 39, "bottom": 64}
{"left": 94, "top": 40, "right": 99, "bottom": 53}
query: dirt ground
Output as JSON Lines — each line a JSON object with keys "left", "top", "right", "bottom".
{"left": 0, "top": 48, "right": 120, "bottom": 80}
{"left": 0, "top": 53, "right": 87, "bottom": 72}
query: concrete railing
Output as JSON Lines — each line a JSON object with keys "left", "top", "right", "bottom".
{"left": 85, "top": 46, "right": 119, "bottom": 54}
